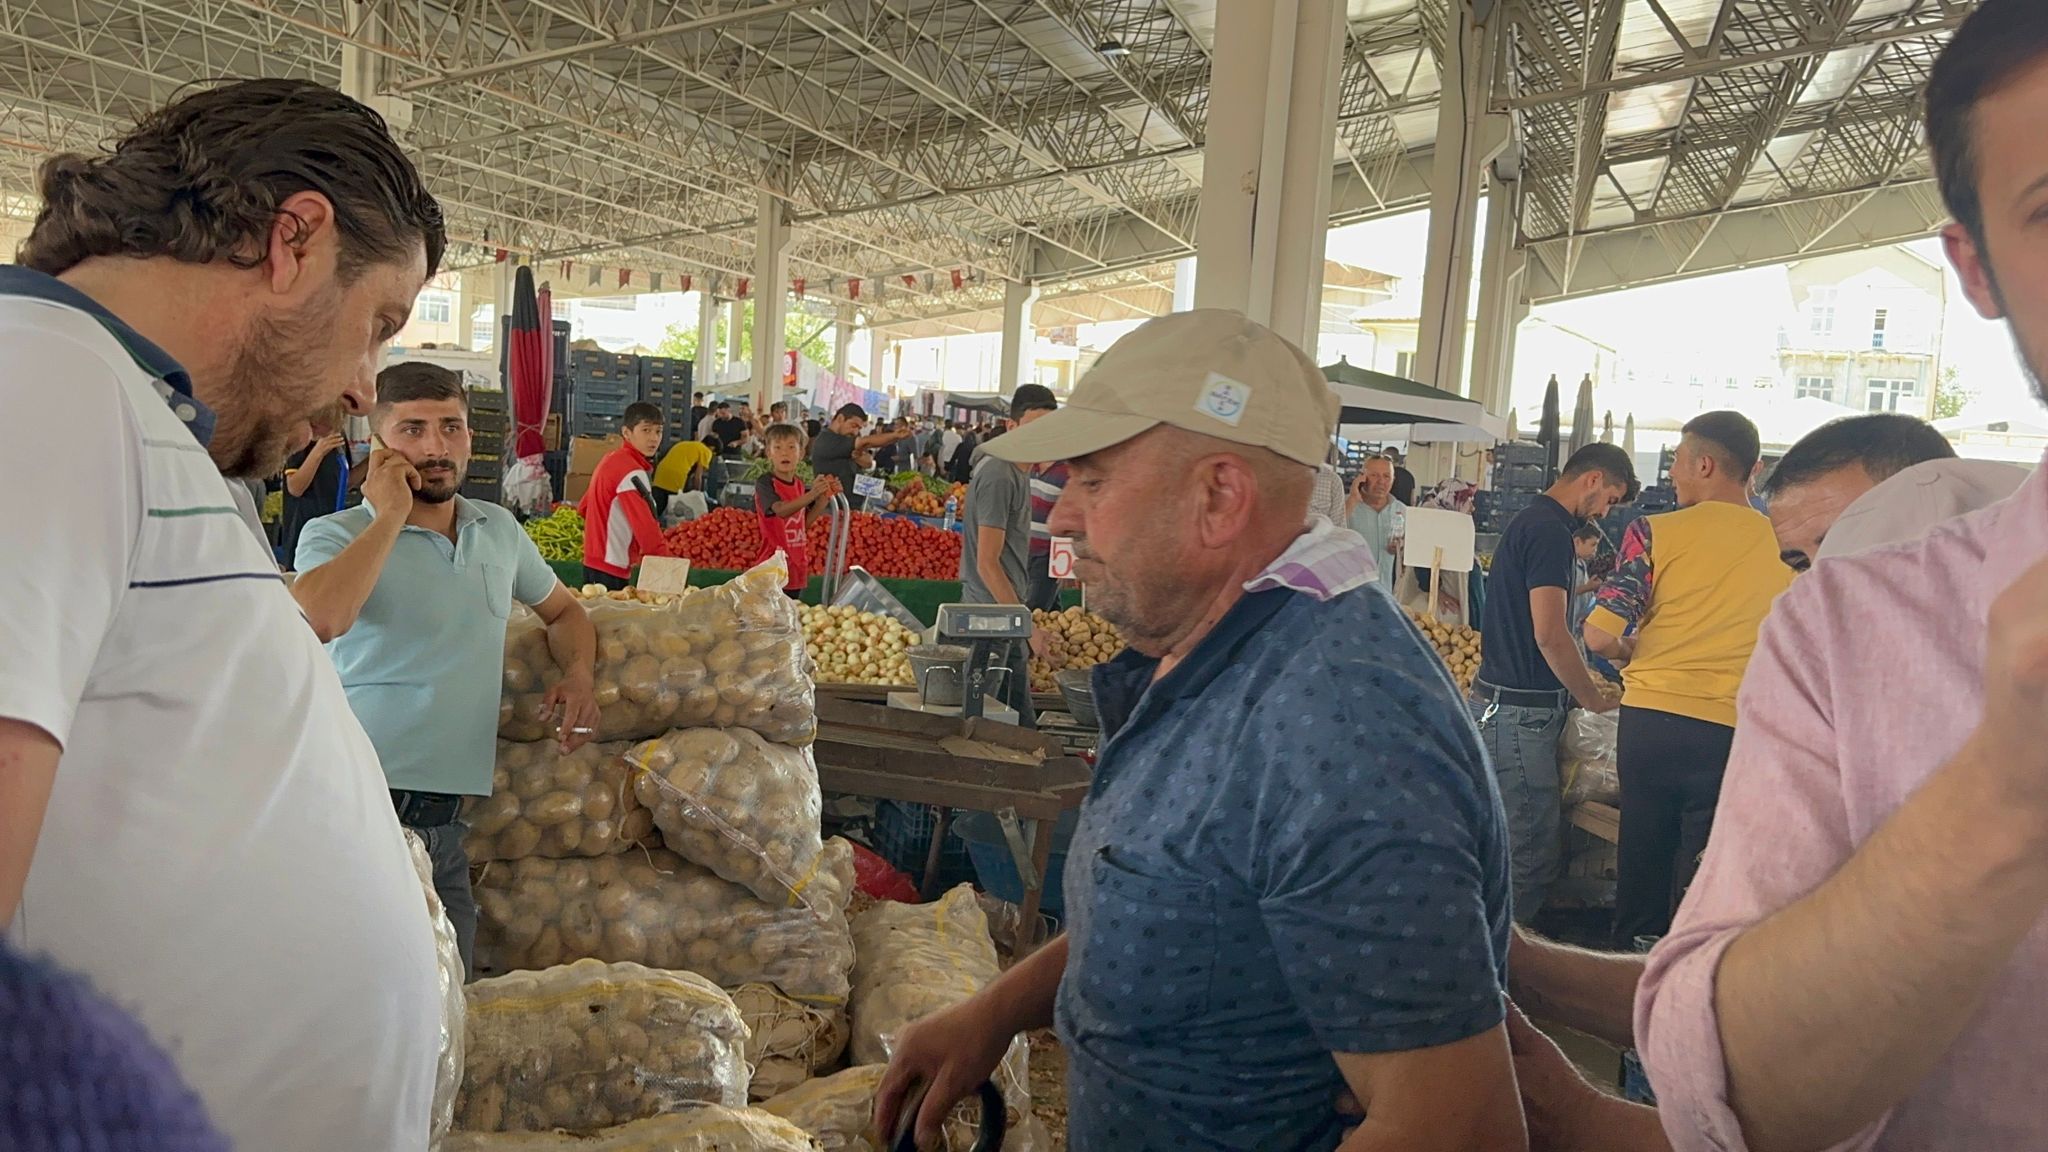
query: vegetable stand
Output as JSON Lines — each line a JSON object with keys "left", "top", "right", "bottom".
{"left": 549, "top": 560, "right": 1080, "bottom": 627}
{"left": 810, "top": 697, "right": 1090, "bottom": 950}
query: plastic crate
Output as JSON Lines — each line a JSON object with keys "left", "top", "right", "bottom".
{"left": 467, "top": 388, "right": 509, "bottom": 414}
{"left": 572, "top": 393, "right": 633, "bottom": 418}
{"left": 1494, "top": 442, "right": 1548, "bottom": 466}
{"left": 468, "top": 408, "right": 509, "bottom": 434}
{"left": 870, "top": 800, "right": 977, "bottom": 892}
{"left": 1492, "top": 461, "right": 1548, "bottom": 492}
{"left": 572, "top": 413, "right": 624, "bottom": 438}
{"left": 567, "top": 349, "right": 636, "bottom": 379}
{"left": 471, "top": 430, "right": 504, "bottom": 457}
{"left": 461, "top": 476, "right": 503, "bottom": 503}
{"left": 954, "top": 810, "right": 1074, "bottom": 917}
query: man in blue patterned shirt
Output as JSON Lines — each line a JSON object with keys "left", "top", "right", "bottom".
{"left": 876, "top": 311, "right": 1523, "bottom": 1152}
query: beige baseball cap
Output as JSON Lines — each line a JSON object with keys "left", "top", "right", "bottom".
{"left": 979, "top": 309, "right": 1340, "bottom": 467}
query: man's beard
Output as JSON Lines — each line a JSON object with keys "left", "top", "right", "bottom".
{"left": 205, "top": 294, "right": 344, "bottom": 480}
{"left": 413, "top": 457, "right": 465, "bottom": 503}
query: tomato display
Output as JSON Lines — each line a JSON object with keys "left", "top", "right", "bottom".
{"left": 661, "top": 508, "right": 963, "bottom": 582}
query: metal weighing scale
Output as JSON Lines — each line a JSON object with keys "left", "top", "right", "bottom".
{"left": 886, "top": 602, "right": 1034, "bottom": 724}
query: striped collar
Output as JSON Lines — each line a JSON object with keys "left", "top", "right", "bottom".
{"left": 1242, "top": 517, "right": 1377, "bottom": 602}
{"left": 0, "top": 266, "right": 215, "bottom": 447}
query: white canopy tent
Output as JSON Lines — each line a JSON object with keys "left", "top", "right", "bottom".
{"left": 1323, "top": 359, "right": 1509, "bottom": 444}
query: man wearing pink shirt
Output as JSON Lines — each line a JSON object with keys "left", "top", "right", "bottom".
{"left": 1630, "top": 5, "right": 2048, "bottom": 1151}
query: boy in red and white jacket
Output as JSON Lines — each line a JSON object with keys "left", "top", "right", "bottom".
{"left": 579, "top": 403, "right": 670, "bottom": 589}
{"left": 755, "top": 422, "right": 839, "bottom": 597}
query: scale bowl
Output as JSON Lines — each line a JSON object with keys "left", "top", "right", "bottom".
{"left": 1055, "top": 668, "right": 1098, "bottom": 728}
{"left": 907, "top": 644, "right": 971, "bottom": 707}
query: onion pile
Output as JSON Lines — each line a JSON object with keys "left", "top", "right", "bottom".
{"left": 799, "top": 604, "right": 916, "bottom": 686}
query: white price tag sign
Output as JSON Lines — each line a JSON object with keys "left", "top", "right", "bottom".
{"left": 636, "top": 556, "right": 693, "bottom": 594}
{"left": 853, "top": 474, "right": 890, "bottom": 501}
{"left": 1047, "top": 537, "right": 1077, "bottom": 580}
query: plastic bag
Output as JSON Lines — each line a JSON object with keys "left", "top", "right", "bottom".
{"left": 849, "top": 887, "right": 1045, "bottom": 1151}
{"left": 849, "top": 841, "right": 920, "bottom": 905}
{"left": 501, "top": 559, "right": 815, "bottom": 747}
{"left": 464, "top": 740, "right": 657, "bottom": 862}
{"left": 759, "top": 1065, "right": 884, "bottom": 1152}
{"left": 404, "top": 831, "right": 466, "bottom": 1151}
{"left": 457, "top": 960, "right": 749, "bottom": 1134}
{"left": 473, "top": 840, "right": 857, "bottom": 1004}
{"left": 628, "top": 728, "right": 826, "bottom": 910}
{"left": 730, "top": 983, "right": 850, "bottom": 1101}
{"left": 503, "top": 454, "right": 554, "bottom": 519}
{"left": 443, "top": 1105, "right": 820, "bottom": 1151}
{"left": 1560, "top": 709, "right": 1621, "bottom": 805}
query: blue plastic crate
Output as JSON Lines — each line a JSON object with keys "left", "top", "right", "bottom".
{"left": 572, "top": 413, "right": 624, "bottom": 438}
{"left": 568, "top": 349, "right": 636, "bottom": 378}
{"left": 573, "top": 394, "right": 633, "bottom": 418}
{"left": 871, "top": 800, "right": 977, "bottom": 892}
{"left": 954, "top": 809, "right": 1075, "bottom": 917}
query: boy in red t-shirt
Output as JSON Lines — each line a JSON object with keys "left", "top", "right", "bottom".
{"left": 754, "top": 423, "right": 839, "bottom": 598}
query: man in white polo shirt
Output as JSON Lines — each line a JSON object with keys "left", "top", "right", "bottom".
{"left": 0, "top": 79, "right": 446, "bottom": 1151}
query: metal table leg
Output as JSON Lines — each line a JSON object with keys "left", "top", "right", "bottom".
{"left": 919, "top": 805, "right": 953, "bottom": 901}
{"left": 1017, "top": 816, "right": 1056, "bottom": 954}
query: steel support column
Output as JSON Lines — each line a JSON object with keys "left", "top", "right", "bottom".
{"left": 1172, "top": 257, "right": 1196, "bottom": 313}
{"left": 1415, "top": 1, "right": 1510, "bottom": 397}
{"left": 751, "top": 189, "right": 793, "bottom": 408}
{"left": 1192, "top": 0, "right": 1347, "bottom": 351}
{"left": 1469, "top": 173, "right": 1527, "bottom": 420}
{"left": 695, "top": 290, "right": 720, "bottom": 400}
{"left": 832, "top": 303, "right": 854, "bottom": 385}
{"left": 868, "top": 326, "right": 888, "bottom": 394}
{"left": 999, "top": 279, "right": 1040, "bottom": 397}
{"left": 724, "top": 299, "right": 744, "bottom": 387}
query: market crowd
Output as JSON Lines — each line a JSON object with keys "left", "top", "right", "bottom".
{"left": 8, "top": 2, "right": 2048, "bottom": 1150}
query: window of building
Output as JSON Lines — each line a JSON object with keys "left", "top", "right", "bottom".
{"left": 471, "top": 305, "right": 495, "bottom": 350}
{"left": 1809, "top": 287, "right": 1838, "bottom": 338}
{"left": 1865, "top": 378, "right": 1920, "bottom": 413}
{"left": 1871, "top": 307, "right": 1888, "bottom": 350}
{"left": 1795, "top": 375, "right": 1836, "bottom": 402}
{"left": 415, "top": 293, "right": 452, "bottom": 325}
{"left": 1394, "top": 350, "right": 1415, "bottom": 379}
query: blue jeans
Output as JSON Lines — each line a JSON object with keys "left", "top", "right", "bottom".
{"left": 1469, "top": 694, "right": 1568, "bottom": 925}
{"left": 410, "top": 820, "right": 476, "bottom": 980}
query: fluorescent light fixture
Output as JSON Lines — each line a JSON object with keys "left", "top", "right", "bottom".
{"left": 1096, "top": 39, "right": 1131, "bottom": 58}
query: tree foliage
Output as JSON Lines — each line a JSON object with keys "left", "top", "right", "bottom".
{"left": 1932, "top": 365, "right": 1975, "bottom": 421}
{"left": 657, "top": 301, "right": 836, "bottom": 372}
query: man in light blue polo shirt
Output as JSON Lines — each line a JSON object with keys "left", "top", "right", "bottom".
{"left": 292, "top": 362, "right": 599, "bottom": 972}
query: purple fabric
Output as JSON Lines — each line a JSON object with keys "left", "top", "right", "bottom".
{"left": 1242, "top": 518, "right": 1379, "bottom": 603}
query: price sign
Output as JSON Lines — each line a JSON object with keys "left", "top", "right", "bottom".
{"left": 637, "top": 556, "right": 693, "bottom": 594}
{"left": 853, "top": 474, "right": 890, "bottom": 501}
{"left": 1047, "top": 537, "right": 1077, "bottom": 580}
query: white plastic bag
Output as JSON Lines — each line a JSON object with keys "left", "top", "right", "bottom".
{"left": 503, "top": 453, "right": 553, "bottom": 519}
{"left": 1560, "top": 709, "right": 1621, "bottom": 805}
{"left": 404, "top": 831, "right": 466, "bottom": 1151}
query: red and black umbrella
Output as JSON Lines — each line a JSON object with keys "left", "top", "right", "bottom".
{"left": 509, "top": 264, "right": 553, "bottom": 459}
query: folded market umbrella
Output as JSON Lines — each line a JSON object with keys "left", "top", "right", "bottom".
{"left": 1623, "top": 413, "right": 1637, "bottom": 461}
{"left": 1505, "top": 408, "right": 1519, "bottom": 444}
{"left": 509, "top": 264, "right": 552, "bottom": 459}
{"left": 1538, "top": 374, "right": 1562, "bottom": 483}
{"left": 1602, "top": 410, "right": 1614, "bottom": 444}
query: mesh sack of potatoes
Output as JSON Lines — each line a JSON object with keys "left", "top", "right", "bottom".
{"left": 443, "top": 1105, "right": 822, "bottom": 1152}
{"left": 456, "top": 960, "right": 749, "bottom": 1134}
{"left": 473, "top": 841, "right": 857, "bottom": 1004}
{"left": 403, "top": 831, "right": 467, "bottom": 1151}
{"left": 464, "top": 740, "right": 657, "bottom": 863}
{"left": 759, "top": 1065, "right": 884, "bottom": 1152}
{"left": 849, "top": 887, "right": 1047, "bottom": 1151}
{"left": 501, "top": 559, "right": 815, "bottom": 748}
{"left": 730, "top": 984, "right": 850, "bottom": 1102}
{"left": 627, "top": 728, "right": 826, "bottom": 910}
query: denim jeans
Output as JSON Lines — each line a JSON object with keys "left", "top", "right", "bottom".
{"left": 1469, "top": 695, "right": 1568, "bottom": 925}
{"left": 410, "top": 820, "right": 476, "bottom": 980}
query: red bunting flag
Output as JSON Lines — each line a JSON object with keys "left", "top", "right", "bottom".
{"left": 494, "top": 249, "right": 509, "bottom": 263}
{"left": 848, "top": 278, "right": 861, "bottom": 300}
{"left": 793, "top": 278, "right": 806, "bottom": 299}
{"left": 903, "top": 275, "right": 917, "bottom": 288}
{"left": 951, "top": 269, "right": 964, "bottom": 291}
{"left": 737, "top": 278, "right": 750, "bottom": 298}
{"left": 681, "top": 275, "right": 693, "bottom": 294}
{"left": 619, "top": 268, "right": 631, "bottom": 288}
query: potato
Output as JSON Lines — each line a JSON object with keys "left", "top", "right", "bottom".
{"left": 441, "top": 1107, "right": 819, "bottom": 1152}
{"left": 463, "top": 742, "right": 654, "bottom": 863}
{"left": 500, "top": 561, "right": 813, "bottom": 747}
{"left": 473, "top": 841, "right": 857, "bottom": 1006}
{"left": 457, "top": 961, "right": 748, "bottom": 1135}
{"left": 627, "top": 728, "right": 826, "bottom": 911}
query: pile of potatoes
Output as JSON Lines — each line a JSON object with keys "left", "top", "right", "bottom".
{"left": 457, "top": 960, "right": 748, "bottom": 1134}
{"left": 1406, "top": 608, "right": 1483, "bottom": 692}
{"left": 443, "top": 1105, "right": 820, "bottom": 1152}
{"left": 403, "top": 831, "right": 466, "bottom": 1151}
{"left": 627, "top": 728, "right": 825, "bottom": 910}
{"left": 848, "top": 887, "right": 1040, "bottom": 1149}
{"left": 501, "top": 563, "right": 815, "bottom": 748}
{"left": 463, "top": 741, "right": 657, "bottom": 863}
{"left": 472, "top": 841, "right": 857, "bottom": 1005}
{"left": 1027, "top": 607, "right": 1123, "bottom": 693}
{"left": 730, "top": 983, "right": 850, "bottom": 1102}
{"left": 760, "top": 1065, "right": 885, "bottom": 1152}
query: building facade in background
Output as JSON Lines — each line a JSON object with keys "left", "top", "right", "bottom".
{"left": 1779, "top": 247, "right": 1945, "bottom": 419}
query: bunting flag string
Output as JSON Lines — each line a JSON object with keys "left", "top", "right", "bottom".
{"left": 848, "top": 278, "right": 861, "bottom": 300}
{"left": 737, "top": 278, "right": 751, "bottom": 298}
{"left": 793, "top": 277, "right": 806, "bottom": 299}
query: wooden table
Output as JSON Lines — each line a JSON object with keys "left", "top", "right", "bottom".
{"left": 810, "top": 696, "right": 1091, "bottom": 949}
{"left": 1569, "top": 801, "right": 1620, "bottom": 844}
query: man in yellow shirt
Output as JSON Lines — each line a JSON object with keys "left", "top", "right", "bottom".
{"left": 1584, "top": 411, "right": 1793, "bottom": 946}
{"left": 650, "top": 435, "right": 716, "bottom": 517}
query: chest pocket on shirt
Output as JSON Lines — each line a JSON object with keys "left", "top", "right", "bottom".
{"left": 1079, "top": 850, "right": 1220, "bottom": 1029}
{"left": 481, "top": 561, "right": 513, "bottom": 619}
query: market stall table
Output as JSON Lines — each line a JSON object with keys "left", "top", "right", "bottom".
{"left": 811, "top": 697, "right": 1090, "bottom": 949}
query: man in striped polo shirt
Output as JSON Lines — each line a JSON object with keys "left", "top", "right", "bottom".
{"left": 0, "top": 80, "right": 448, "bottom": 1151}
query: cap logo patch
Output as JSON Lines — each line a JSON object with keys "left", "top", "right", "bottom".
{"left": 1196, "top": 373, "right": 1250, "bottom": 426}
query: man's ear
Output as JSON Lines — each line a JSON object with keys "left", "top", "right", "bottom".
{"left": 1945, "top": 222, "right": 2007, "bottom": 321}
{"left": 265, "top": 190, "right": 337, "bottom": 296}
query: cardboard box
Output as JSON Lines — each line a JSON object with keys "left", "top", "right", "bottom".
{"left": 564, "top": 434, "right": 622, "bottom": 504}
{"left": 543, "top": 413, "right": 563, "bottom": 452}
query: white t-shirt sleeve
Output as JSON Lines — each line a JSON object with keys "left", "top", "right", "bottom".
{"left": 0, "top": 334, "right": 142, "bottom": 746}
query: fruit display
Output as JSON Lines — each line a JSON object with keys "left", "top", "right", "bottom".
{"left": 499, "top": 561, "right": 814, "bottom": 747}
{"left": 456, "top": 960, "right": 748, "bottom": 1134}
{"left": 472, "top": 841, "right": 858, "bottom": 1005}
{"left": 890, "top": 483, "right": 946, "bottom": 517}
{"left": 626, "top": 727, "right": 826, "bottom": 911}
{"left": 403, "top": 831, "right": 465, "bottom": 1151}
{"left": 664, "top": 507, "right": 767, "bottom": 573}
{"left": 799, "top": 604, "right": 917, "bottom": 686}
{"left": 759, "top": 1065, "right": 884, "bottom": 1151}
{"left": 261, "top": 488, "right": 283, "bottom": 525}
{"left": 1407, "top": 608, "right": 1482, "bottom": 691}
{"left": 443, "top": 1108, "right": 820, "bottom": 1152}
{"left": 742, "top": 457, "right": 814, "bottom": 484}
{"left": 849, "top": 887, "right": 1042, "bottom": 1149}
{"left": 462, "top": 741, "right": 657, "bottom": 863}
{"left": 1027, "top": 606, "right": 1124, "bottom": 693}
{"left": 729, "top": 983, "right": 850, "bottom": 1102}
{"left": 524, "top": 505, "right": 585, "bottom": 563}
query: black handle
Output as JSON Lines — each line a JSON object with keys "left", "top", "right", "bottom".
{"left": 891, "top": 1079, "right": 1006, "bottom": 1152}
